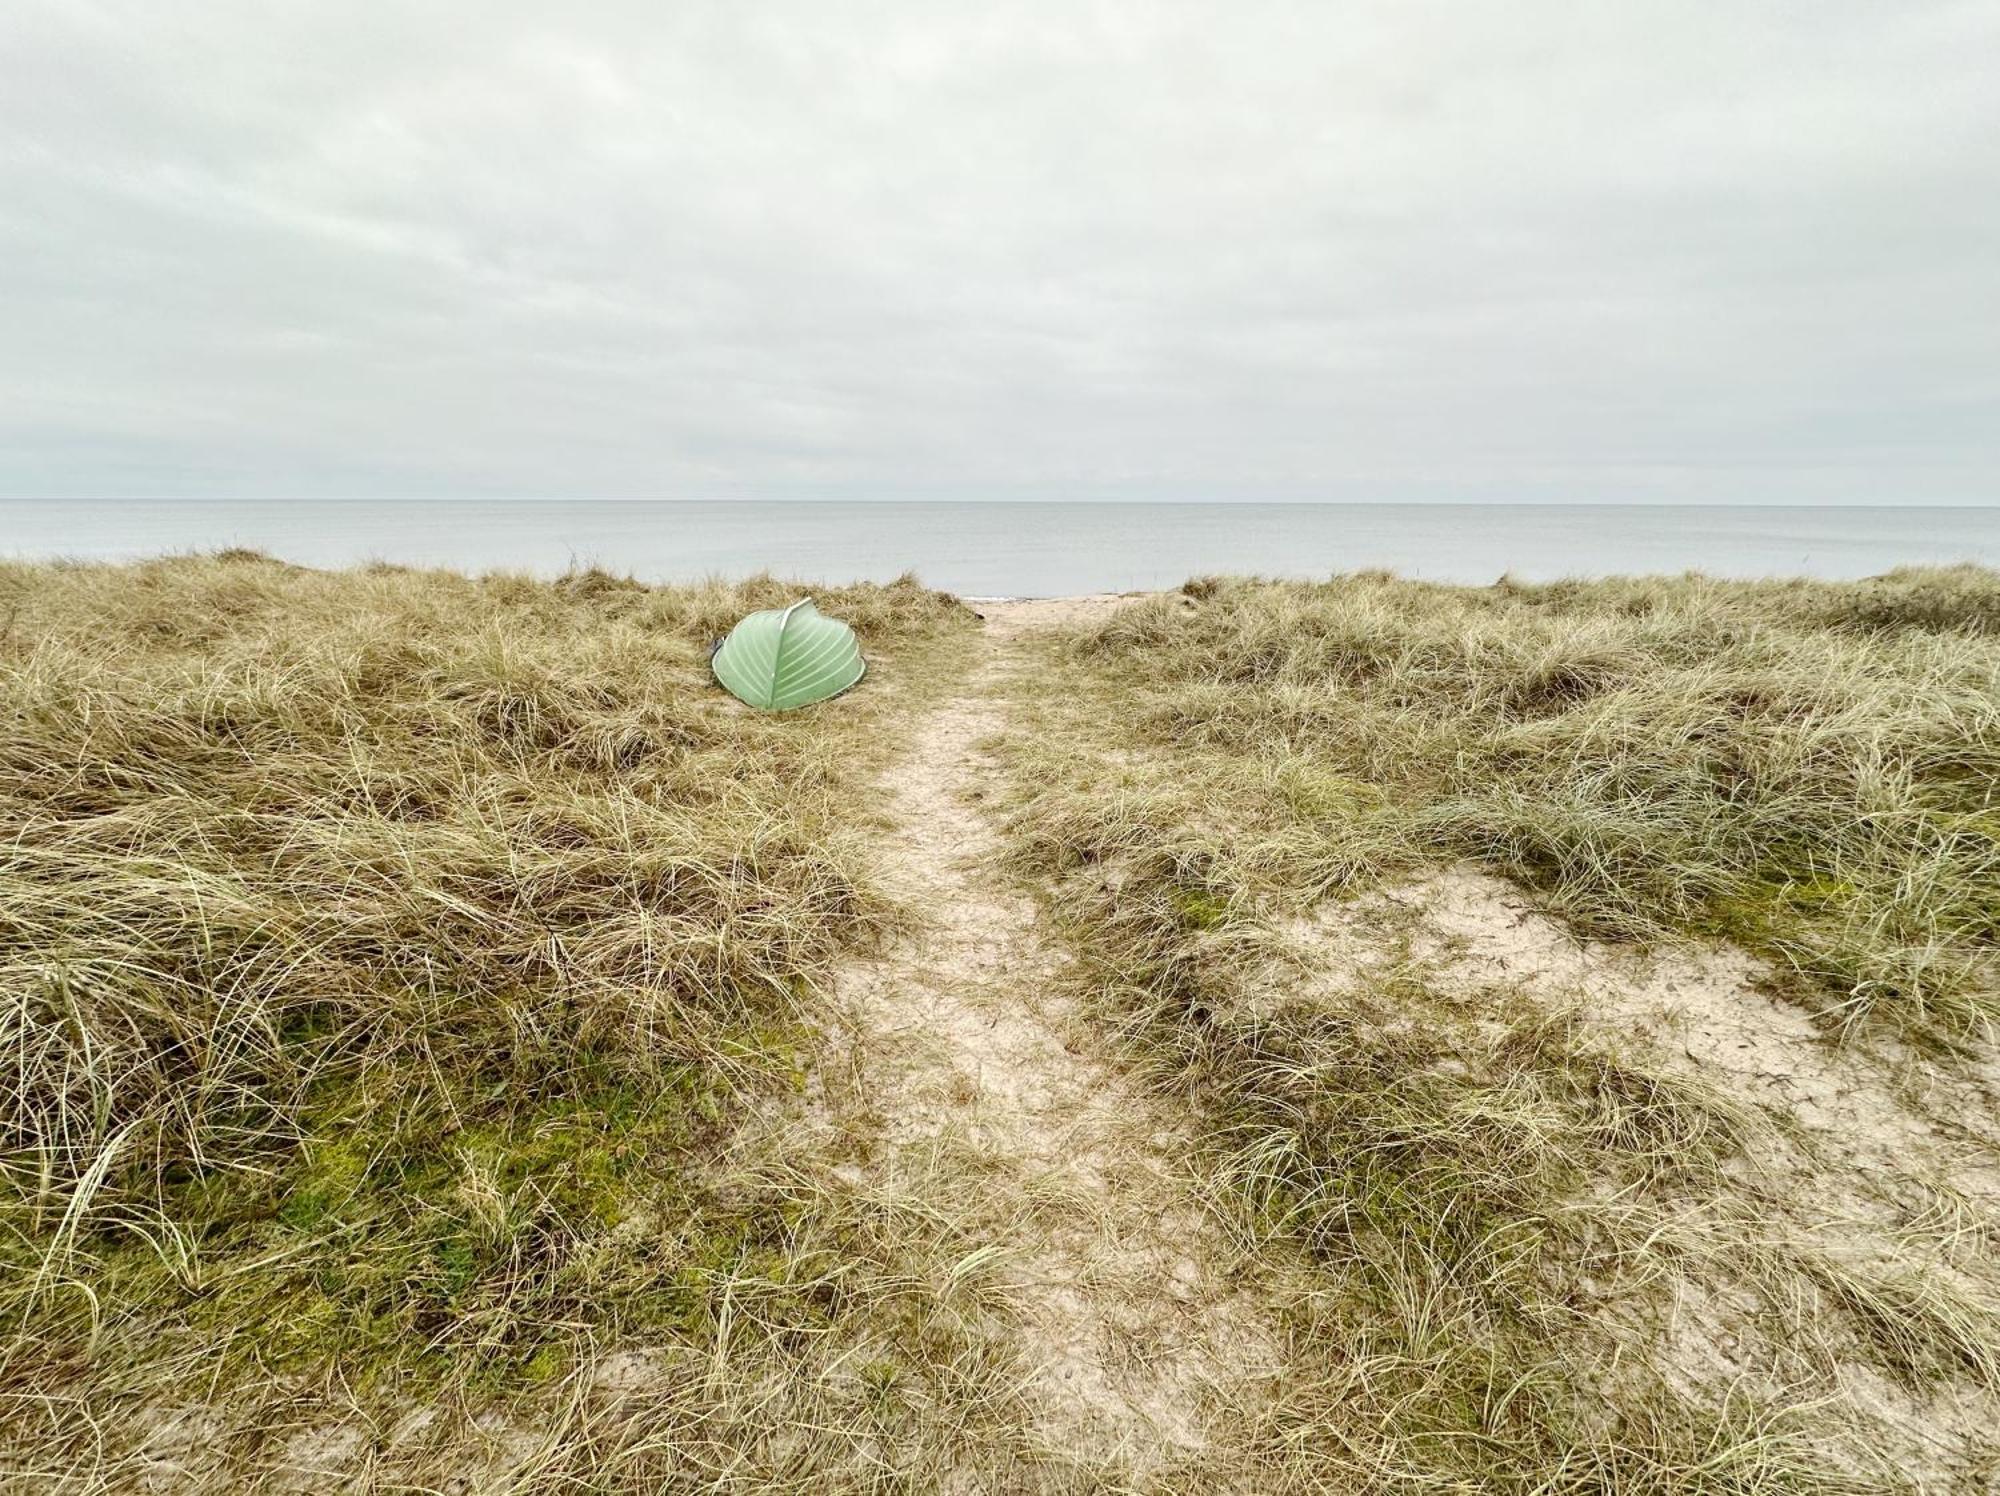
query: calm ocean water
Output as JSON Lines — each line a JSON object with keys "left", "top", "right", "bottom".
{"left": 2, "top": 500, "right": 1995, "bottom": 596}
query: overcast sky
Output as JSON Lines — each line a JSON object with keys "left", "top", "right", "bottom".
{"left": 2, "top": 2, "right": 1997, "bottom": 503}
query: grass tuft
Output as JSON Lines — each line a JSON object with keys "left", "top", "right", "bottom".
{"left": 0, "top": 556, "right": 1012, "bottom": 1487}
{"left": 997, "top": 567, "right": 2000, "bottom": 1490}
{"left": 1068, "top": 568, "right": 2000, "bottom": 1045}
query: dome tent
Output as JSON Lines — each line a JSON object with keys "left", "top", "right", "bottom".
{"left": 711, "top": 598, "right": 865, "bottom": 711}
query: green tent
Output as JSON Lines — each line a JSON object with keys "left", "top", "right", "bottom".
{"left": 711, "top": 598, "right": 866, "bottom": 711}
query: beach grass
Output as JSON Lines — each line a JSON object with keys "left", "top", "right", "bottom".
{"left": 5, "top": 555, "right": 1998, "bottom": 1491}
{"left": 996, "top": 566, "right": 2000, "bottom": 1490}
{"left": 0, "top": 552, "right": 1028, "bottom": 1489}
{"left": 1039, "top": 566, "right": 2000, "bottom": 1044}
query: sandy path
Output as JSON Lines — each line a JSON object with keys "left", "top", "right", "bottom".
{"left": 836, "top": 597, "right": 1266, "bottom": 1477}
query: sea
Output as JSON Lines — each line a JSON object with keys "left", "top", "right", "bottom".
{"left": 2, "top": 500, "right": 1995, "bottom": 597}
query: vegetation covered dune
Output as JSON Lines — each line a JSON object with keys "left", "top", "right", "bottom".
{"left": 4, "top": 556, "right": 1999, "bottom": 1492}
{"left": 999, "top": 567, "right": 2000, "bottom": 1491}
{"left": 0, "top": 555, "right": 1005, "bottom": 1489}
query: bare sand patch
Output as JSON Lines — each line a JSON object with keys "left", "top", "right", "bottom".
{"left": 1295, "top": 867, "right": 2000, "bottom": 1219}
{"left": 971, "top": 593, "right": 1149, "bottom": 640}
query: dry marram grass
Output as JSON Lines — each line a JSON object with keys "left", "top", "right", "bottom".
{"left": 996, "top": 569, "right": 2000, "bottom": 1492}
{"left": 0, "top": 554, "right": 1062, "bottom": 1490}
{"left": 7, "top": 557, "right": 1999, "bottom": 1492}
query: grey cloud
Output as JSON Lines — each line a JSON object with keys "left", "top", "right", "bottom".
{"left": 2, "top": 0, "right": 1997, "bottom": 501}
